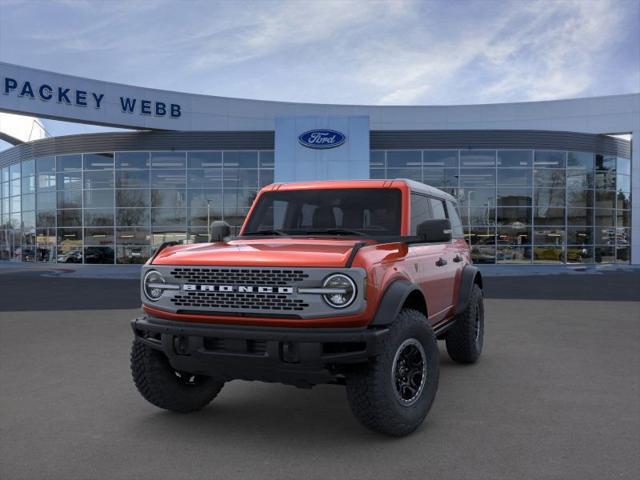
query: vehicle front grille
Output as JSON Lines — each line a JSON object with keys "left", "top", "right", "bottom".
{"left": 170, "top": 291, "right": 309, "bottom": 311}
{"left": 170, "top": 267, "right": 309, "bottom": 286}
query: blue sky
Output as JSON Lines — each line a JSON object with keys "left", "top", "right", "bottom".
{"left": 0, "top": 0, "right": 638, "bottom": 141}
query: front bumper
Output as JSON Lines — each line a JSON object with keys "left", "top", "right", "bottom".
{"left": 131, "top": 315, "right": 389, "bottom": 386}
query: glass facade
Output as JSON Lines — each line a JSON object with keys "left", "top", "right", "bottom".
{"left": 371, "top": 149, "right": 631, "bottom": 264}
{"left": 0, "top": 150, "right": 274, "bottom": 264}
{"left": 0, "top": 147, "right": 631, "bottom": 265}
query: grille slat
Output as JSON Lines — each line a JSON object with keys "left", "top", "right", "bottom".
{"left": 170, "top": 267, "right": 308, "bottom": 286}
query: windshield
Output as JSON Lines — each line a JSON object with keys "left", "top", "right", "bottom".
{"left": 242, "top": 188, "right": 402, "bottom": 237}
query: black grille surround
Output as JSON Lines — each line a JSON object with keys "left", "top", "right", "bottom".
{"left": 143, "top": 265, "right": 367, "bottom": 320}
{"left": 170, "top": 267, "right": 309, "bottom": 286}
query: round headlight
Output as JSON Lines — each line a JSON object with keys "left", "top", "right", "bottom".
{"left": 143, "top": 270, "right": 165, "bottom": 301}
{"left": 322, "top": 274, "right": 356, "bottom": 308}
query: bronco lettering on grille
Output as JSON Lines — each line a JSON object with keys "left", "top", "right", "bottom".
{"left": 182, "top": 284, "right": 295, "bottom": 294}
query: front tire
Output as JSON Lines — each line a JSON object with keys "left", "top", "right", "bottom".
{"left": 345, "top": 309, "right": 439, "bottom": 436}
{"left": 131, "top": 340, "right": 224, "bottom": 413}
{"left": 445, "top": 283, "right": 484, "bottom": 364}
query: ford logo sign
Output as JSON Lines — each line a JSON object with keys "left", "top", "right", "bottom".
{"left": 298, "top": 129, "right": 346, "bottom": 149}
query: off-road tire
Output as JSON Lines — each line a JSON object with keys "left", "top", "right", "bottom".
{"left": 131, "top": 340, "right": 224, "bottom": 413}
{"left": 345, "top": 309, "right": 439, "bottom": 436}
{"left": 445, "top": 283, "right": 484, "bottom": 364}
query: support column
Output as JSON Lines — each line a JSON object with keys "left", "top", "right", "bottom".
{"left": 631, "top": 129, "right": 639, "bottom": 265}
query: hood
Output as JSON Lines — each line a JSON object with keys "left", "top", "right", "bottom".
{"left": 151, "top": 238, "right": 370, "bottom": 267}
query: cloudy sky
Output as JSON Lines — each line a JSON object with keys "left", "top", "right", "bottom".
{"left": 0, "top": 0, "right": 638, "bottom": 140}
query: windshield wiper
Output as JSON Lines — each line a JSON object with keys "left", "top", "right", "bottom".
{"left": 244, "top": 229, "right": 288, "bottom": 236}
{"left": 305, "top": 228, "right": 367, "bottom": 237}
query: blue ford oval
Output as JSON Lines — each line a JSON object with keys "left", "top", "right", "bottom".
{"left": 298, "top": 129, "right": 346, "bottom": 149}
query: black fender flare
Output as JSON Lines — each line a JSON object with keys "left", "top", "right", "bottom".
{"left": 370, "top": 279, "right": 425, "bottom": 326}
{"left": 455, "top": 265, "right": 483, "bottom": 315}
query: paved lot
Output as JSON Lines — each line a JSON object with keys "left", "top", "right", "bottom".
{"left": 1, "top": 272, "right": 639, "bottom": 480}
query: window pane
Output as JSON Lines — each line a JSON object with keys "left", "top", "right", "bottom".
{"left": 567, "top": 151, "right": 593, "bottom": 169}
{"left": 20, "top": 178, "right": 34, "bottom": 198}
{"left": 57, "top": 190, "right": 82, "bottom": 208}
{"left": 497, "top": 169, "right": 531, "bottom": 186}
{"left": 566, "top": 169, "right": 593, "bottom": 189}
{"left": 57, "top": 209, "right": 82, "bottom": 227}
{"left": 370, "top": 168, "right": 385, "bottom": 179}
{"left": 410, "top": 194, "right": 431, "bottom": 234}
{"left": 595, "top": 155, "right": 616, "bottom": 172}
{"left": 223, "top": 151, "right": 258, "bottom": 168}
{"left": 21, "top": 159, "right": 35, "bottom": 176}
{"left": 116, "top": 170, "right": 149, "bottom": 188}
{"left": 84, "top": 228, "right": 114, "bottom": 245}
{"left": 615, "top": 246, "right": 629, "bottom": 264}
{"left": 595, "top": 246, "right": 615, "bottom": 263}
{"left": 151, "top": 170, "right": 186, "bottom": 188}
{"left": 36, "top": 210, "right": 55, "bottom": 228}
{"left": 187, "top": 151, "right": 222, "bottom": 169}
{"left": 567, "top": 227, "right": 593, "bottom": 244}
{"left": 594, "top": 226, "right": 615, "bottom": 244}
{"left": 534, "top": 206, "right": 565, "bottom": 225}
{"left": 150, "top": 152, "right": 186, "bottom": 169}
{"left": 497, "top": 207, "right": 531, "bottom": 225}
{"left": 115, "top": 152, "right": 149, "bottom": 169}
{"left": 22, "top": 193, "right": 35, "bottom": 211}
{"left": 223, "top": 189, "right": 258, "bottom": 213}
{"left": 534, "top": 169, "right": 565, "bottom": 187}
{"left": 566, "top": 189, "right": 593, "bottom": 208}
{"left": 84, "top": 190, "right": 114, "bottom": 209}
{"left": 57, "top": 154, "right": 82, "bottom": 171}
{"left": 57, "top": 171, "right": 82, "bottom": 190}
{"left": 594, "top": 209, "right": 615, "bottom": 227}
{"left": 423, "top": 168, "right": 458, "bottom": 188}
{"left": 117, "top": 189, "right": 150, "bottom": 208}
{"left": 151, "top": 208, "right": 187, "bottom": 227}
{"left": 188, "top": 169, "right": 222, "bottom": 188}
{"left": 497, "top": 246, "right": 532, "bottom": 263}
{"left": 458, "top": 168, "right": 495, "bottom": 187}
{"left": 460, "top": 151, "right": 495, "bottom": 167}
{"left": 498, "top": 225, "right": 531, "bottom": 245}
{"left": 616, "top": 174, "right": 630, "bottom": 194}
{"left": 616, "top": 157, "right": 630, "bottom": 176}
{"left": 84, "top": 170, "right": 114, "bottom": 189}
{"left": 616, "top": 210, "right": 631, "bottom": 228}
{"left": 116, "top": 245, "right": 151, "bottom": 264}
{"left": 117, "top": 208, "right": 150, "bottom": 226}
{"left": 566, "top": 247, "right": 593, "bottom": 264}
{"left": 567, "top": 208, "right": 593, "bottom": 226}
{"left": 534, "top": 151, "right": 565, "bottom": 168}
{"left": 498, "top": 151, "right": 532, "bottom": 168}
{"left": 10, "top": 178, "right": 20, "bottom": 196}
{"left": 188, "top": 190, "right": 223, "bottom": 210}
{"left": 83, "top": 153, "right": 114, "bottom": 170}
{"left": 259, "top": 170, "right": 274, "bottom": 187}
{"left": 461, "top": 206, "right": 495, "bottom": 226}
{"left": 534, "top": 227, "right": 565, "bottom": 245}
{"left": 259, "top": 151, "right": 274, "bottom": 168}
{"left": 36, "top": 157, "right": 55, "bottom": 173}
{"left": 423, "top": 150, "right": 457, "bottom": 168}
{"left": 84, "top": 208, "right": 114, "bottom": 226}
{"left": 457, "top": 188, "right": 496, "bottom": 207}
{"left": 387, "top": 168, "right": 421, "bottom": 181}
{"left": 534, "top": 188, "right": 565, "bottom": 208}
{"left": 223, "top": 168, "right": 259, "bottom": 188}
{"left": 469, "top": 245, "right": 496, "bottom": 264}
{"left": 370, "top": 151, "right": 385, "bottom": 168}
{"left": 116, "top": 227, "right": 150, "bottom": 245}
{"left": 151, "top": 189, "right": 186, "bottom": 208}
{"left": 497, "top": 188, "right": 532, "bottom": 206}
{"left": 594, "top": 191, "right": 616, "bottom": 209}
{"left": 37, "top": 191, "right": 57, "bottom": 210}
{"left": 386, "top": 151, "right": 421, "bottom": 168}
{"left": 84, "top": 246, "right": 114, "bottom": 264}
{"left": 533, "top": 246, "right": 564, "bottom": 263}
{"left": 445, "top": 201, "right": 464, "bottom": 237}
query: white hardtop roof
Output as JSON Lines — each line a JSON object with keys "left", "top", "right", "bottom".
{"left": 397, "top": 178, "right": 457, "bottom": 203}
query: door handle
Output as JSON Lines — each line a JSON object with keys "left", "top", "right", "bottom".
{"left": 453, "top": 255, "right": 463, "bottom": 263}
{"left": 435, "top": 257, "right": 447, "bottom": 267}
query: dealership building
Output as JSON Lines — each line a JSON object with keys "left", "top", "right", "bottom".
{"left": 0, "top": 62, "right": 638, "bottom": 265}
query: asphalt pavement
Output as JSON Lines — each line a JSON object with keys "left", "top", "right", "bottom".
{"left": 0, "top": 271, "right": 639, "bottom": 480}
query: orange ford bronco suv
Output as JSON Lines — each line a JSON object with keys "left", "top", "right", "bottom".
{"left": 131, "top": 179, "right": 484, "bottom": 436}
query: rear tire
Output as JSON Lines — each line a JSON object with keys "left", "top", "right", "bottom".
{"left": 345, "top": 309, "right": 439, "bottom": 436}
{"left": 131, "top": 340, "right": 224, "bottom": 413}
{"left": 445, "top": 283, "right": 484, "bottom": 364}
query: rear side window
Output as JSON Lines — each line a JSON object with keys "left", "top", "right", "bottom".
{"left": 410, "top": 194, "right": 432, "bottom": 234}
{"left": 429, "top": 198, "right": 447, "bottom": 220}
{"left": 446, "top": 200, "right": 464, "bottom": 238}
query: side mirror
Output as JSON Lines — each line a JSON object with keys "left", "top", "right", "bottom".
{"left": 210, "top": 220, "right": 231, "bottom": 242}
{"left": 416, "top": 219, "right": 452, "bottom": 243}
